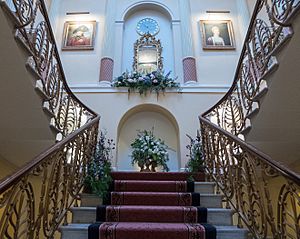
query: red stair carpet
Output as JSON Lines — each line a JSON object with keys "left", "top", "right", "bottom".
{"left": 88, "top": 172, "right": 216, "bottom": 239}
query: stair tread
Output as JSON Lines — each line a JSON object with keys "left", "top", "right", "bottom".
{"left": 111, "top": 172, "right": 205, "bottom": 181}
{"left": 72, "top": 206, "right": 231, "bottom": 211}
{"left": 62, "top": 223, "right": 246, "bottom": 230}
{"left": 215, "top": 226, "right": 248, "bottom": 232}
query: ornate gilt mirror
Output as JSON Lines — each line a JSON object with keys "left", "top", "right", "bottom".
{"left": 133, "top": 34, "right": 163, "bottom": 74}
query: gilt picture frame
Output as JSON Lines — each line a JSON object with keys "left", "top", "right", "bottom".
{"left": 62, "top": 21, "right": 96, "bottom": 50}
{"left": 200, "top": 20, "right": 235, "bottom": 50}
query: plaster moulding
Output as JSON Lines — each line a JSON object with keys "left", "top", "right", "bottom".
{"left": 69, "top": 83, "right": 230, "bottom": 93}
{"left": 120, "top": 0, "right": 175, "bottom": 21}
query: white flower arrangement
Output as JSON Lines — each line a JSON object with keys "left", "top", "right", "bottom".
{"left": 111, "top": 70, "right": 180, "bottom": 96}
{"left": 131, "top": 129, "right": 170, "bottom": 172}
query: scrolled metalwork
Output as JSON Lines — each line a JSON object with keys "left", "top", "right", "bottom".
{"left": 0, "top": 0, "right": 100, "bottom": 238}
{"left": 202, "top": 0, "right": 299, "bottom": 137}
{"left": 2, "top": 0, "right": 97, "bottom": 138}
{"left": 200, "top": 2, "right": 300, "bottom": 238}
{"left": 200, "top": 120, "right": 300, "bottom": 238}
{"left": 0, "top": 118, "right": 99, "bottom": 239}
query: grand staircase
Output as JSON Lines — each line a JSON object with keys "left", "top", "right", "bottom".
{"left": 0, "top": 0, "right": 300, "bottom": 239}
{"left": 60, "top": 172, "right": 248, "bottom": 239}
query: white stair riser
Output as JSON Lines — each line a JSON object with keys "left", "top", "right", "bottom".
{"left": 60, "top": 227, "right": 88, "bottom": 239}
{"left": 216, "top": 230, "right": 248, "bottom": 239}
{"left": 60, "top": 225, "right": 248, "bottom": 239}
{"left": 80, "top": 194, "right": 223, "bottom": 208}
{"left": 200, "top": 194, "right": 223, "bottom": 208}
{"left": 194, "top": 183, "right": 215, "bottom": 194}
{"left": 71, "top": 207, "right": 232, "bottom": 225}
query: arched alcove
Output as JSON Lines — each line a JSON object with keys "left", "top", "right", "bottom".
{"left": 121, "top": 2, "right": 175, "bottom": 76}
{"left": 122, "top": 2, "right": 174, "bottom": 21}
{"left": 116, "top": 104, "right": 180, "bottom": 171}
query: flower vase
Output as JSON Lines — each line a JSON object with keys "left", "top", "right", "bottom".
{"left": 142, "top": 158, "right": 151, "bottom": 172}
{"left": 151, "top": 161, "right": 157, "bottom": 172}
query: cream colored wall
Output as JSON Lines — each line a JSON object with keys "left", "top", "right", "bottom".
{"left": 47, "top": 0, "right": 253, "bottom": 170}
{"left": 246, "top": 0, "right": 256, "bottom": 15}
{"left": 49, "top": 0, "right": 249, "bottom": 87}
{"left": 0, "top": 154, "right": 17, "bottom": 180}
{"left": 50, "top": 0, "right": 106, "bottom": 85}
{"left": 75, "top": 91, "right": 224, "bottom": 171}
{"left": 190, "top": 0, "right": 245, "bottom": 86}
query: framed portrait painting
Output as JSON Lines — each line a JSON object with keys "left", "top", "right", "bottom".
{"left": 200, "top": 20, "right": 235, "bottom": 50}
{"left": 62, "top": 21, "right": 96, "bottom": 50}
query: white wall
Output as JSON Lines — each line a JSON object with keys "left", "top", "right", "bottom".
{"left": 47, "top": 0, "right": 254, "bottom": 170}
{"left": 50, "top": 0, "right": 107, "bottom": 85}
{"left": 117, "top": 111, "right": 179, "bottom": 171}
{"left": 122, "top": 9, "right": 175, "bottom": 77}
{"left": 75, "top": 91, "right": 224, "bottom": 170}
{"left": 190, "top": 0, "right": 243, "bottom": 86}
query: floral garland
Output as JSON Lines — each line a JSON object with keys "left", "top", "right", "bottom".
{"left": 111, "top": 71, "right": 180, "bottom": 96}
{"left": 131, "top": 129, "right": 170, "bottom": 172}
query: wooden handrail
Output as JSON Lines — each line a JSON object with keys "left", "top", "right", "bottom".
{"left": 38, "top": 0, "right": 97, "bottom": 117}
{"left": 200, "top": 116, "right": 300, "bottom": 185}
{"left": 0, "top": 116, "right": 100, "bottom": 194}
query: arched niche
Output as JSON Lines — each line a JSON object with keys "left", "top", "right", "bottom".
{"left": 116, "top": 104, "right": 180, "bottom": 171}
{"left": 122, "top": 2, "right": 174, "bottom": 21}
{"left": 121, "top": 2, "right": 175, "bottom": 76}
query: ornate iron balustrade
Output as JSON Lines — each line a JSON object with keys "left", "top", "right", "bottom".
{"left": 0, "top": 0, "right": 101, "bottom": 238}
{"left": 200, "top": 0, "right": 300, "bottom": 238}
{"left": 201, "top": 0, "right": 300, "bottom": 136}
{"left": 1, "top": 0, "right": 98, "bottom": 138}
{"left": 0, "top": 118, "right": 99, "bottom": 238}
{"left": 200, "top": 118, "right": 300, "bottom": 238}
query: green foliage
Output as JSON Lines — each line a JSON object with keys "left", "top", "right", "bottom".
{"left": 131, "top": 129, "right": 170, "bottom": 172}
{"left": 84, "top": 131, "right": 114, "bottom": 199}
{"left": 111, "top": 70, "right": 180, "bottom": 96}
{"left": 185, "top": 133, "right": 205, "bottom": 174}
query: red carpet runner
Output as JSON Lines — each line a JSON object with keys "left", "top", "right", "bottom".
{"left": 88, "top": 172, "right": 216, "bottom": 239}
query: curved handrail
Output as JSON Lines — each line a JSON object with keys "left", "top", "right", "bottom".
{"left": 0, "top": 116, "right": 100, "bottom": 194}
{"left": 200, "top": 0, "right": 300, "bottom": 238}
{"left": 2, "top": 0, "right": 98, "bottom": 137}
{"left": 0, "top": 0, "right": 100, "bottom": 238}
{"left": 202, "top": 0, "right": 300, "bottom": 136}
{"left": 200, "top": 116, "right": 300, "bottom": 185}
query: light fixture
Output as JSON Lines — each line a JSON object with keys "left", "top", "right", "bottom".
{"left": 206, "top": 10, "right": 230, "bottom": 14}
{"left": 66, "top": 12, "right": 90, "bottom": 15}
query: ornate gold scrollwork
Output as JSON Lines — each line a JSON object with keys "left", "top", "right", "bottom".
{"left": 133, "top": 33, "right": 163, "bottom": 74}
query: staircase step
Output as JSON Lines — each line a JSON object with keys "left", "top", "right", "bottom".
{"left": 200, "top": 194, "right": 223, "bottom": 208}
{"left": 80, "top": 193, "right": 103, "bottom": 207}
{"left": 108, "top": 192, "right": 200, "bottom": 206}
{"left": 80, "top": 192, "right": 222, "bottom": 208}
{"left": 207, "top": 208, "right": 233, "bottom": 226}
{"left": 60, "top": 224, "right": 248, "bottom": 239}
{"left": 111, "top": 172, "right": 205, "bottom": 181}
{"left": 72, "top": 206, "right": 232, "bottom": 225}
{"left": 113, "top": 180, "right": 194, "bottom": 192}
{"left": 195, "top": 182, "right": 215, "bottom": 194}
{"left": 215, "top": 226, "right": 248, "bottom": 239}
{"left": 98, "top": 205, "right": 207, "bottom": 223}
{"left": 59, "top": 223, "right": 90, "bottom": 239}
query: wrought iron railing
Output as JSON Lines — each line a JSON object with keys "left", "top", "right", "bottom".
{"left": 0, "top": 118, "right": 99, "bottom": 238}
{"left": 201, "top": 0, "right": 299, "bottom": 136}
{"left": 0, "top": 0, "right": 100, "bottom": 238}
{"left": 1, "top": 0, "right": 98, "bottom": 138}
{"left": 200, "top": 0, "right": 300, "bottom": 238}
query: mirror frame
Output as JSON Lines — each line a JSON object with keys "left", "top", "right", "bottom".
{"left": 133, "top": 34, "right": 163, "bottom": 73}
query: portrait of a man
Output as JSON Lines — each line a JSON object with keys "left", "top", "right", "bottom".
{"left": 62, "top": 21, "right": 96, "bottom": 50}
{"left": 200, "top": 20, "right": 235, "bottom": 50}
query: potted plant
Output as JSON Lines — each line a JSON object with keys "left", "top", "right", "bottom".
{"left": 185, "top": 132, "right": 205, "bottom": 180}
{"left": 131, "top": 129, "right": 170, "bottom": 172}
{"left": 83, "top": 130, "right": 115, "bottom": 205}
